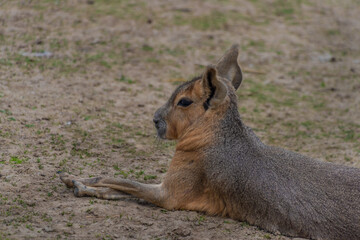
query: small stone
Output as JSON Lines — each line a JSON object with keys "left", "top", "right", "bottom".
{"left": 5, "top": 175, "right": 13, "bottom": 181}
{"left": 43, "top": 226, "right": 55, "bottom": 232}
{"left": 140, "top": 220, "right": 153, "bottom": 226}
{"left": 316, "top": 52, "right": 332, "bottom": 62}
{"left": 172, "top": 227, "right": 191, "bottom": 237}
{"left": 20, "top": 51, "right": 53, "bottom": 58}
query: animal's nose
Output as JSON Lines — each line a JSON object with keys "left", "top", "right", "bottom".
{"left": 153, "top": 108, "right": 163, "bottom": 128}
{"left": 153, "top": 118, "right": 160, "bottom": 126}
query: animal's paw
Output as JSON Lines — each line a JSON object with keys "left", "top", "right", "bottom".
{"left": 72, "top": 180, "right": 102, "bottom": 198}
{"left": 73, "top": 180, "right": 88, "bottom": 197}
{"left": 58, "top": 171, "right": 77, "bottom": 188}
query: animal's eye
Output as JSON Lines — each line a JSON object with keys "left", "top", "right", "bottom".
{"left": 177, "top": 98, "right": 193, "bottom": 107}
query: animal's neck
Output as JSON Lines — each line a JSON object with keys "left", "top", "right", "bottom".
{"left": 175, "top": 116, "right": 217, "bottom": 152}
{"left": 216, "top": 103, "right": 265, "bottom": 151}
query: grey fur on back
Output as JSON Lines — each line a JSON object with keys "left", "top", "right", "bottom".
{"left": 204, "top": 81, "right": 360, "bottom": 240}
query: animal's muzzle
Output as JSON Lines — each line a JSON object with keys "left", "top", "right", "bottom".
{"left": 153, "top": 118, "right": 161, "bottom": 130}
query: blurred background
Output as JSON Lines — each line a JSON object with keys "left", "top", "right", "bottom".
{"left": 0, "top": 0, "right": 359, "bottom": 239}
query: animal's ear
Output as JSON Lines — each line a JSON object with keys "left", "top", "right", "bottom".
{"left": 202, "top": 65, "right": 228, "bottom": 110}
{"left": 216, "top": 44, "right": 243, "bottom": 90}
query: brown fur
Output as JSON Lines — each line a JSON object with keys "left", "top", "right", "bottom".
{"left": 165, "top": 80, "right": 207, "bottom": 140}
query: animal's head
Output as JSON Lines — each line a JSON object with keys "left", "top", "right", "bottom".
{"left": 153, "top": 44, "right": 243, "bottom": 140}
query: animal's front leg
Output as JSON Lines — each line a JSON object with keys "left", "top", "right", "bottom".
{"left": 59, "top": 172, "right": 172, "bottom": 208}
{"left": 72, "top": 181, "right": 132, "bottom": 200}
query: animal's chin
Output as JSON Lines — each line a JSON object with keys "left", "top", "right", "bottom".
{"left": 157, "top": 135, "right": 167, "bottom": 140}
{"left": 156, "top": 128, "right": 167, "bottom": 140}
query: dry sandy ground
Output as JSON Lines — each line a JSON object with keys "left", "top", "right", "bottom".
{"left": 0, "top": 0, "right": 359, "bottom": 239}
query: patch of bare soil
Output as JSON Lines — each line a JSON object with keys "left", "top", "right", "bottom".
{"left": 0, "top": 0, "right": 359, "bottom": 239}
